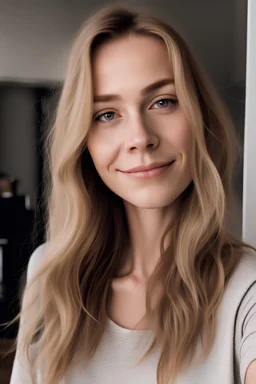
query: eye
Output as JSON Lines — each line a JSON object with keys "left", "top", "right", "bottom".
{"left": 95, "top": 111, "right": 117, "bottom": 122}
{"left": 152, "top": 98, "right": 178, "bottom": 109}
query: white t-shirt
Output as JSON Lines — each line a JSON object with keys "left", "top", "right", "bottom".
{"left": 10, "top": 243, "right": 256, "bottom": 383}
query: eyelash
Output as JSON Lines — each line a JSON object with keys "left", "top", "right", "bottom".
{"left": 94, "top": 97, "right": 178, "bottom": 123}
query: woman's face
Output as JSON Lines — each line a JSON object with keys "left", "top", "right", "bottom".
{"left": 87, "top": 34, "right": 193, "bottom": 209}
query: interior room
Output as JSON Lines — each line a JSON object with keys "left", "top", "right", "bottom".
{"left": 0, "top": 0, "right": 248, "bottom": 382}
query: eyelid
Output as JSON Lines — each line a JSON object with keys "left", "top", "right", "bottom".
{"left": 93, "top": 110, "right": 121, "bottom": 124}
{"left": 151, "top": 94, "right": 177, "bottom": 103}
{"left": 93, "top": 109, "right": 117, "bottom": 120}
{"left": 93, "top": 94, "right": 178, "bottom": 119}
{"left": 149, "top": 95, "right": 178, "bottom": 108}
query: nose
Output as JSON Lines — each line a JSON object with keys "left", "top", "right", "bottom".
{"left": 124, "top": 115, "right": 159, "bottom": 152}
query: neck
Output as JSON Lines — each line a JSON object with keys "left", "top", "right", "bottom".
{"left": 119, "top": 200, "right": 178, "bottom": 282}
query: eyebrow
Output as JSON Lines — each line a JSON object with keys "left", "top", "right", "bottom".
{"left": 93, "top": 78, "right": 175, "bottom": 103}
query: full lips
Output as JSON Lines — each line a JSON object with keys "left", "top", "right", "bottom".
{"left": 121, "top": 161, "right": 175, "bottom": 179}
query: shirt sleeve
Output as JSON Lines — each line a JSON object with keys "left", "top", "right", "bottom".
{"left": 10, "top": 243, "right": 46, "bottom": 384}
{"left": 238, "top": 282, "right": 256, "bottom": 383}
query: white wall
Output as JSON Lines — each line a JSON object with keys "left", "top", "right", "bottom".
{"left": 243, "top": 0, "right": 256, "bottom": 246}
{"left": 0, "top": 0, "right": 240, "bottom": 87}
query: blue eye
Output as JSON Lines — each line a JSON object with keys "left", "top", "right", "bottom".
{"left": 153, "top": 98, "right": 178, "bottom": 109}
{"left": 96, "top": 112, "right": 116, "bottom": 122}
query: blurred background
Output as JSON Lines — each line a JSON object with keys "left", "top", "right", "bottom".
{"left": 0, "top": 0, "right": 249, "bottom": 380}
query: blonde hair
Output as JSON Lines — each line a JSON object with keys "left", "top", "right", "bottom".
{"left": 6, "top": 5, "right": 255, "bottom": 384}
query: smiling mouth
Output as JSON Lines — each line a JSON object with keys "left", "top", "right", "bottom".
{"left": 120, "top": 160, "right": 175, "bottom": 179}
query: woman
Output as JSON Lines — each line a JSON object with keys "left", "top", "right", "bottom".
{"left": 8, "top": 5, "right": 256, "bottom": 384}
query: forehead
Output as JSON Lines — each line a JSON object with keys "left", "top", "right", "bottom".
{"left": 91, "top": 34, "right": 174, "bottom": 94}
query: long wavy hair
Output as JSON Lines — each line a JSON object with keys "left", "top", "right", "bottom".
{"left": 6, "top": 5, "right": 255, "bottom": 384}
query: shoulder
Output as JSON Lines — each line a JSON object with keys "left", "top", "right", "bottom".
{"left": 229, "top": 248, "right": 256, "bottom": 291}
{"left": 26, "top": 242, "right": 48, "bottom": 281}
{"left": 235, "top": 280, "right": 256, "bottom": 384}
{"left": 233, "top": 251, "right": 256, "bottom": 383}
{"left": 234, "top": 248, "right": 256, "bottom": 314}
{"left": 219, "top": 248, "right": 256, "bottom": 316}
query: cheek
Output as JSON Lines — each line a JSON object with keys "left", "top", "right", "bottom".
{"left": 162, "top": 114, "right": 193, "bottom": 153}
{"left": 178, "top": 125, "right": 193, "bottom": 153}
{"left": 87, "top": 132, "right": 118, "bottom": 172}
{"left": 172, "top": 114, "right": 192, "bottom": 150}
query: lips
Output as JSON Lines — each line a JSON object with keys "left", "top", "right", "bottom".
{"left": 122, "top": 160, "right": 175, "bottom": 173}
{"left": 118, "top": 160, "right": 175, "bottom": 180}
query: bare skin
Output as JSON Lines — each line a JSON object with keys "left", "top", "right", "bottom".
{"left": 88, "top": 34, "right": 193, "bottom": 329}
